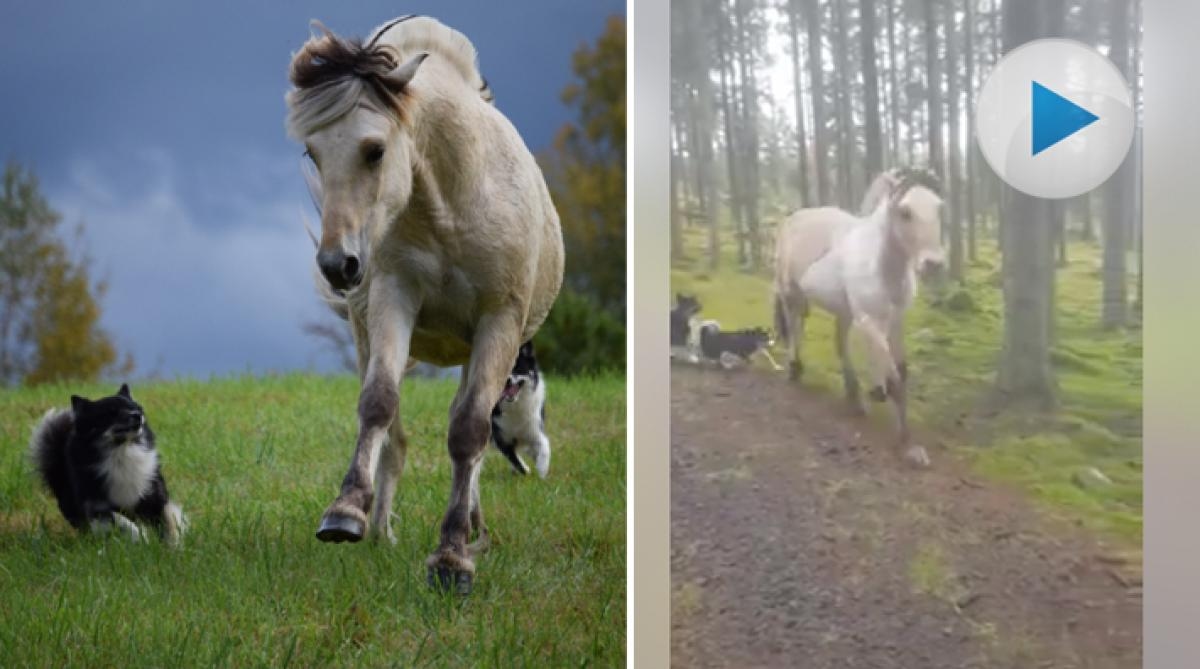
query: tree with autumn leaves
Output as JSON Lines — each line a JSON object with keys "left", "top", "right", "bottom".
{"left": 0, "top": 162, "right": 131, "bottom": 387}
{"left": 535, "top": 15, "right": 627, "bottom": 375}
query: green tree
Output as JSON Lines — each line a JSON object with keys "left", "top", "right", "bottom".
{"left": 543, "top": 15, "right": 626, "bottom": 318}
{"left": 0, "top": 162, "right": 129, "bottom": 386}
{"left": 534, "top": 15, "right": 626, "bottom": 376}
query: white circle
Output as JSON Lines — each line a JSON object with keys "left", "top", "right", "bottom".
{"left": 975, "top": 38, "right": 1134, "bottom": 200}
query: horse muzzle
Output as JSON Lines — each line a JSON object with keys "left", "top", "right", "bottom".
{"left": 918, "top": 258, "right": 946, "bottom": 280}
{"left": 317, "top": 249, "right": 363, "bottom": 291}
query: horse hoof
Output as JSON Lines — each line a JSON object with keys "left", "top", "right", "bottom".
{"left": 427, "top": 565, "right": 473, "bottom": 595}
{"left": 903, "top": 446, "right": 931, "bottom": 468}
{"left": 316, "top": 513, "right": 365, "bottom": 543}
{"left": 868, "top": 386, "right": 888, "bottom": 402}
{"left": 788, "top": 361, "right": 803, "bottom": 381}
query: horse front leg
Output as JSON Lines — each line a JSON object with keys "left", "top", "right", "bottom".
{"left": 835, "top": 313, "right": 864, "bottom": 415}
{"left": 885, "top": 313, "right": 927, "bottom": 467}
{"left": 316, "top": 276, "right": 416, "bottom": 543}
{"left": 368, "top": 420, "right": 408, "bottom": 544}
{"left": 427, "top": 311, "right": 520, "bottom": 594}
{"left": 852, "top": 313, "right": 928, "bottom": 468}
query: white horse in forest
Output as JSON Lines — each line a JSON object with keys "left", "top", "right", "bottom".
{"left": 772, "top": 168, "right": 945, "bottom": 467}
{"left": 286, "top": 16, "right": 563, "bottom": 594}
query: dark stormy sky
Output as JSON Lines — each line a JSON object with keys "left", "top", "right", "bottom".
{"left": 0, "top": 1, "right": 623, "bottom": 378}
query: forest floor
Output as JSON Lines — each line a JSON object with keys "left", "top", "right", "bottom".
{"left": 671, "top": 366, "right": 1141, "bottom": 668}
{"left": 671, "top": 230, "right": 1142, "bottom": 666}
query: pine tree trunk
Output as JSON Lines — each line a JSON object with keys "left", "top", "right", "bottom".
{"left": 670, "top": 124, "right": 683, "bottom": 259}
{"left": 1079, "top": 192, "right": 1094, "bottom": 241}
{"left": 716, "top": 11, "right": 740, "bottom": 271}
{"left": 803, "top": 0, "right": 831, "bottom": 205}
{"left": 786, "top": 0, "right": 812, "bottom": 205}
{"left": 944, "top": 0, "right": 964, "bottom": 280}
{"left": 732, "top": 0, "right": 762, "bottom": 269}
{"left": 923, "top": 0, "right": 944, "bottom": 180}
{"left": 832, "top": 0, "right": 854, "bottom": 208}
{"left": 997, "top": 0, "right": 1055, "bottom": 406}
{"left": 860, "top": 0, "right": 884, "bottom": 177}
{"left": 905, "top": 21, "right": 917, "bottom": 165}
{"left": 886, "top": 0, "right": 900, "bottom": 166}
{"left": 964, "top": 0, "right": 978, "bottom": 261}
{"left": 1102, "top": 0, "right": 1131, "bottom": 329}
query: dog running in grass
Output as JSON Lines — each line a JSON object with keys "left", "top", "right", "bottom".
{"left": 29, "top": 384, "right": 186, "bottom": 544}
{"left": 490, "top": 342, "right": 551, "bottom": 477}
{"left": 698, "top": 321, "right": 784, "bottom": 371}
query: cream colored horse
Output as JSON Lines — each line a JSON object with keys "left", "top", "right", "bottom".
{"left": 286, "top": 16, "right": 563, "bottom": 593}
{"left": 773, "top": 169, "right": 944, "bottom": 467}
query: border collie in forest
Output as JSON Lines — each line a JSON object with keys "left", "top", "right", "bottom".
{"left": 698, "top": 321, "right": 784, "bottom": 371}
{"left": 670, "top": 293, "right": 703, "bottom": 362}
{"left": 491, "top": 342, "right": 551, "bottom": 477}
{"left": 29, "top": 384, "right": 186, "bottom": 544}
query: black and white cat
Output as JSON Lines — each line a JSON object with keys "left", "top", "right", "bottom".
{"left": 490, "top": 342, "right": 550, "bottom": 477}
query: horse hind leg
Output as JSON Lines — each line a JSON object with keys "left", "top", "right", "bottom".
{"left": 776, "top": 292, "right": 806, "bottom": 381}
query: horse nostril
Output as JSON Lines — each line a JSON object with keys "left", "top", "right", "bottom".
{"left": 342, "top": 255, "right": 361, "bottom": 284}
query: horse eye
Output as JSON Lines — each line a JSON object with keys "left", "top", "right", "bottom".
{"left": 364, "top": 145, "right": 385, "bottom": 166}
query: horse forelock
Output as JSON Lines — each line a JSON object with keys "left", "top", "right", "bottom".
{"left": 285, "top": 17, "right": 493, "bottom": 139}
{"left": 286, "top": 26, "right": 407, "bottom": 138}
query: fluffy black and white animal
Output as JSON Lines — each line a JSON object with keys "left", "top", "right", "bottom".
{"left": 490, "top": 342, "right": 550, "bottom": 477}
{"left": 698, "top": 322, "right": 784, "bottom": 371}
{"left": 670, "top": 293, "right": 702, "bottom": 347}
{"left": 29, "top": 384, "right": 186, "bottom": 544}
{"left": 670, "top": 293, "right": 703, "bottom": 362}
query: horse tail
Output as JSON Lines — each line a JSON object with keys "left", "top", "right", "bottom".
{"left": 773, "top": 292, "right": 790, "bottom": 343}
{"left": 303, "top": 213, "right": 350, "bottom": 321}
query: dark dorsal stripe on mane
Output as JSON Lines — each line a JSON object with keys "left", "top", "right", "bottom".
{"left": 890, "top": 166, "right": 942, "bottom": 199}
{"left": 366, "top": 15, "right": 418, "bottom": 49}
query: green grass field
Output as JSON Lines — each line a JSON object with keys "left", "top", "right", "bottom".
{"left": 0, "top": 374, "right": 625, "bottom": 667}
{"left": 673, "top": 221, "right": 1142, "bottom": 546}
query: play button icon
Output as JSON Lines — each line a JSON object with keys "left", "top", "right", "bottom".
{"left": 1031, "top": 81, "right": 1099, "bottom": 155}
{"left": 976, "top": 38, "right": 1134, "bottom": 199}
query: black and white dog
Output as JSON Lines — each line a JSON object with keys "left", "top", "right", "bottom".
{"left": 491, "top": 341, "right": 550, "bottom": 477}
{"left": 29, "top": 384, "right": 186, "bottom": 544}
{"left": 670, "top": 293, "right": 703, "bottom": 362}
{"left": 698, "top": 321, "right": 784, "bottom": 371}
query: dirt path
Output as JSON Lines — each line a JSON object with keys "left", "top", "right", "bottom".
{"left": 670, "top": 365, "right": 1141, "bottom": 669}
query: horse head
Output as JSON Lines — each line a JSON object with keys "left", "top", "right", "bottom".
{"left": 285, "top": 21, "right": 431, "bottom": 291}
{"left": 885, "top": 168, "right": 946, "bottom": 278}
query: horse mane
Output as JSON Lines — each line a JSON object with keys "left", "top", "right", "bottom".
{"left": 286, "top": 16, "right": 492, "bottom": 139}
{"left": 859, "top": 166, "right": 943, "bottom": 215}
{"left": 369, "top": 16, "right": 493, "bottom": 104}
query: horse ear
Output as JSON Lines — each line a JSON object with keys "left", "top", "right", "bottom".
{"left": 117, "top": 383, "right": 131, "bottom": 399}
{"left": 381, "top": 52, "right": 429, "bottom": 92}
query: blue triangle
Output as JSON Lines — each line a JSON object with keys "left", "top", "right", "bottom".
{"left": 1032, "top": 81, "right": 1099, "bottom": 155}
